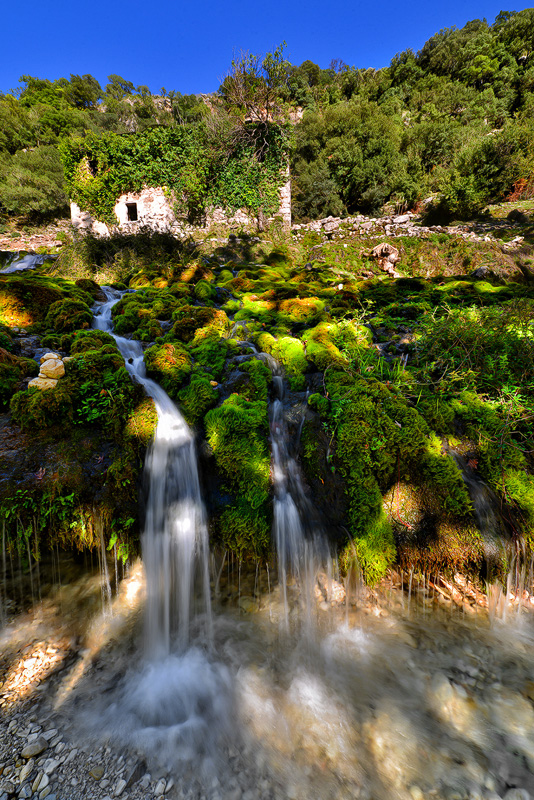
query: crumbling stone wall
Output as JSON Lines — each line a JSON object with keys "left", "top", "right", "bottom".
{"left": 70, "top": 176, "right": 291, "bottom": 237}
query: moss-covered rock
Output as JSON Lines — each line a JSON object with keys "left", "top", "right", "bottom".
{"left": 205, "top": 393, "right": 270, "bottom": 511}
{"left": 144, "top": 341, "right": 192, "bottom": 396}
{"left": 44, "top": 298, "right": 93, "bottom": 333}
{"left": 177, "top": 375, "right": 218, "bottom": 426}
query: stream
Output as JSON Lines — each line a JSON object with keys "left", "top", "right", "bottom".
{"left": 2, "top": 291, "right": 534, "bottom": 800}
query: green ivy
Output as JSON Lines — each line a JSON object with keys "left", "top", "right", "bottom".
{"left": 60, "top": 123, "right": 288, "bottom": 224}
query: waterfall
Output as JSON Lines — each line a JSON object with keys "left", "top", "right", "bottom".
{"left": 0, "top": 251, "right": 57, "bottom": 274}
{"left": 267, "top": 365, "right": 328, "bottom": 628}
{"left": 93, "top": 288, "right": 211, "bottom": 653}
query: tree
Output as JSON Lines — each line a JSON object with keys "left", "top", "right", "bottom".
{"left": 64, "top": 74, "right": 102, "bottom": 109}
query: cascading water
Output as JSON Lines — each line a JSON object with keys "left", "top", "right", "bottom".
{"left": 0, "top": 250, "right": 57, "bottom": 274}
{"left": 267, "top": 360, "right": 328, "bottom": 628}
{"left": 93, "top": 288, "right": 211, "bottom": 653}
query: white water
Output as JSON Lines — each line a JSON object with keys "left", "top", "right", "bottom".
{"left": 75, "top": 291, "right": 534, "bottom": 799}
{"left": 0, "top": 251, "right": 57, "bottom": 274}
{"left": 93, "top": 288, "right": 211, "bottom": 654}
{"left": 269, "top": 370, "right": 328, "bottom": 629}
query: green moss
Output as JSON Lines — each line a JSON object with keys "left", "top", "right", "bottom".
{"left": 144, "top": 342, "right": 192, "bottom": 396}
{"left": 420, "top": 434, "right": 473, "bottom": 517}
{"left": 238, "top": 359, "right": 271, "bottom": 401}
{"left": 124, "top": 397, "right": 158, "bottom": 446}
{"left": 44, "top": 298, "right": 92, "bottom": 333}
{"left": 177, "top": 375, "right": 218, "bottom": 426}
{"left": 71, "top": 329, "right": 119, "bottom": 354}
{"left": 308, "top": 393, "right": 329, "bottom": 416}
{"left": 256, "top": 332, "right": 308, "bottom": 390}
{"left": 171, "top": 305, "right": 221, "bottom": 343}
{"left": 340, "top": 513, "right": 396, "bottom": 587}
{"left": 0, "top": 353, "right": 38, "bottom": 409}
{"left": 302, "top": 323, "right": 348, "bottom": 371}
{"left": 75, "top": 278, "right": 102, "bottom": 298}
{"left": 10, "top": 383, "right": 74, "bottom": 430}
{"left": 205, "top": 393, "right": 270, "bottom": 510}
{"left": 194, "top": 279, "right": 217, "bottom": 302}
{"left": 218, "top": 502, "right": 270, "bottom": 560}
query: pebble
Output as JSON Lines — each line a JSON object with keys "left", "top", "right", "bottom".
{"left": 504, "top": 792, "right": 531, "bottom": 800}
{"left": 155, "top": 778, "right": 167, "bottom": 795}
{"left": 32, "top": 771, "right": 49, "bottom": 793}
{"left": 89, "top": 765, "right": 105, "bottom": 780}
{"left": 21, "top": 738, "right": 48, "bottom": 759}
{"left": 19, "top": 759, "right": 34, "bottom": 782}
{"left": 114, "top": 777, "right": 127, "bottom": 796}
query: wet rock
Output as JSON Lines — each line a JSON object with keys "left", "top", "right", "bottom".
{"left": 19, "top": 759, "right": 34, "bottom": 782}
{"left": 507, "top": 209, "right": 529, "bottom": 224}
{"left": 89, "top": 765, "right": 105, "bottom": 780}
{"left": 504, "top": 791, "right": 531, "bottom": 800}
{"left": 31, "top": 772, "right": 48, "bottom": 793}
{"left": 21, "top": 738, "right": 48, "bottom": 759}
{"left": 155, "top": 779, "right": 167, "bottom": 795}
{"left": 238, "top": 596, "right": 258, "bottom": 613}
{"left": 124, "top": 760, "right": 145, "bottom": 788}
{"left": 114, "top": 778, "right": 127, "bottom": 796}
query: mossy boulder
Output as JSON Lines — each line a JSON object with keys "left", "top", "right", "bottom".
{"left": 144, "top": 342, "right": 192, "bottom": 395}
{"left": 44, "top": 298, "right": 93, "bottom": 334}
{"left": 177, "top": 375, "right": 218, "bottom": 426}
{"left": 124, "top": 397, "right": 158, "bottom": 446}
{"left": 205, "top": 393, "right": 270, "bottom": 511}
{"left": 0, "top": 349, "right": 39, "bottom": 409}
{"left": 10, "top": 382, "right": 74, "bottom": 430}
{"left": 71, "top": 329, "right": 119, "bottom": 355}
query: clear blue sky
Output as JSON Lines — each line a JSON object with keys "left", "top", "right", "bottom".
{"left": 1, "top": 2, "right": 532, "bottom": 96}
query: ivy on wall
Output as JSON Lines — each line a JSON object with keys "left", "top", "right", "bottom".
{"left": 60, "top": 123, "right": 288, "bottom": 225}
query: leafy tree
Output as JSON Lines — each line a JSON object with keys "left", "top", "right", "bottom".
{"left": 0, "top": 146, "right": 68, "bottom": 219}
{"left": 64, "top": 74, "right": 102, "bottom": 109}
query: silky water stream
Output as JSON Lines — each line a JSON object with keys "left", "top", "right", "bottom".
{"left": 22, "top": 288, "right": 534, "bottom": 800}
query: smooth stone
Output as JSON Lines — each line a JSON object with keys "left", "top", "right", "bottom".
{"left": 19, "top": 760, "right": 34, "bottom": 782}
{"left": 89, "top": 766, "right": 105, "bottom": 781}
{"left": 124, "top": 761, "right": 145, "bottom": 788}
{"left": 155, "top": 779, "right": 166, "bottom": 795}
{"left": 32, "top": 772, "right": 48, "bottom": 793}
{"left": 41, "top": 730, "right": 58, "bottom": 742}
{"left": 39, "top": 353, "right": 60, "bottom": 363}
{"left": 28, "top": 377, "right": 58, "bottom": 390}
{"left": 39, "top": 360, "right": 64, "bottom": 380}
{"left": 114, "top": 778, "right": 127, "bottom": 796}
{"left": 504, "top": 791, "right": 531, "bottom": 800}
{"left": 21, "top": 738, "right": 48, "bottom": 759}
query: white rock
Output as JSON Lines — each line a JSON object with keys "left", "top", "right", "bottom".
{"left": 40, "top": 353, "right": 60, "bottom": 363}
{"left": 114, "top": 778, "right": 127, "bottom": 796}
{"left": 39, "top": 360, "right": 65, "bottom": 380}
{"left": 28, "top": 377, "right": 58, "bottom": 390}
{"left": 504, "top": 791, "right": 531, "bottom": 800}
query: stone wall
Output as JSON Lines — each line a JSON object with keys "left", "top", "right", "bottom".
{"left": 70, "top": 174, "right": 291, "bottom": 237}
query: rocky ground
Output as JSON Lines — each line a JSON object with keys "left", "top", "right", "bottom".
{"left": 0, "top": 223, "right": 72, "bottom": 256}
{"left": 2, "top": 560, "right": 534, "bottom": 800}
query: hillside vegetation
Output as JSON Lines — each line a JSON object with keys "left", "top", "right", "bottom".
{"left": 2, "top": 11, "right": 534, "bottom": 226}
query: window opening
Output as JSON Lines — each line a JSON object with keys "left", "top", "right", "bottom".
{"left": 126, "top": 202, "right": 138, "bottom": 222}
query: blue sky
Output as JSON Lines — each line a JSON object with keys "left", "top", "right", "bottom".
{"left": 1, "top": 2, "right": 531, "bottom": 96}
